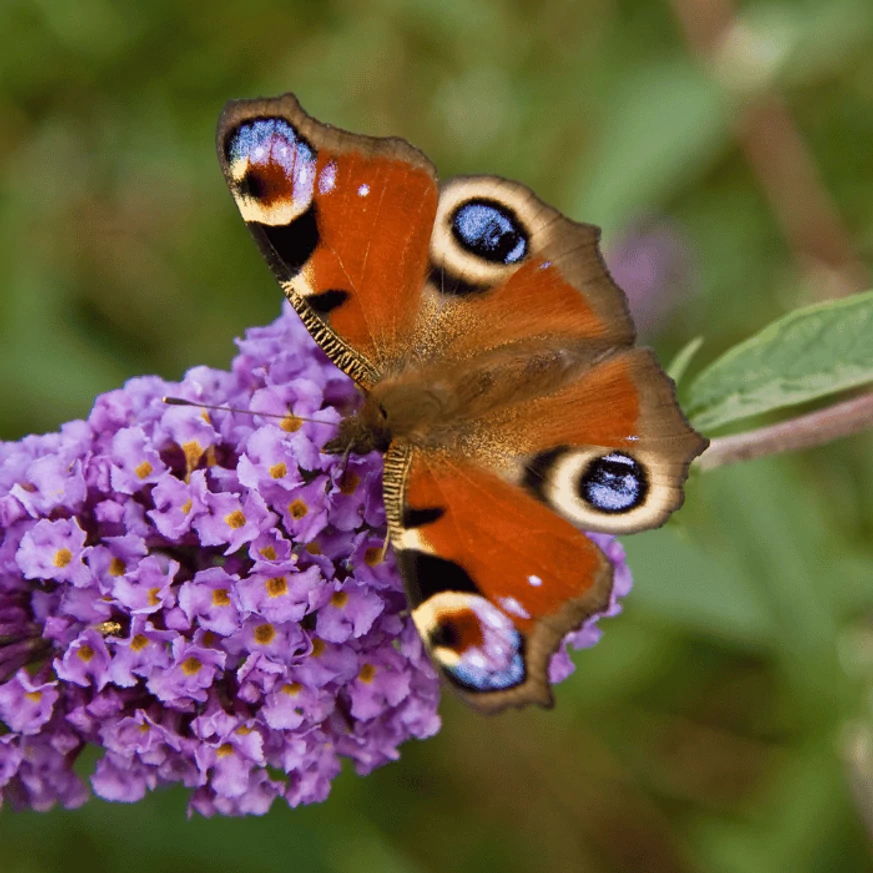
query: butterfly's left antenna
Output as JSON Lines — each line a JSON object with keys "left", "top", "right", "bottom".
{"left": 162, "top": 396, "right": 335, "bottom": 427}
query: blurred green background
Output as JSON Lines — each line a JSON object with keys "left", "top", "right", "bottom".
{"left": 2, "top": 0, "right": 873, "bottom": 871}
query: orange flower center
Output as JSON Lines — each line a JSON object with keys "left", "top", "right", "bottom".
{"left": 212, "top": 588, "right": 231, "bottom": 606}
{"left": 266, "top": 577, "right": 288, "bottom": 598}
{"left": 225, "top": 509, "right": 246, "bottom": 529}
{"left": 254, "top": 623, "right": 276, "bottom": 645}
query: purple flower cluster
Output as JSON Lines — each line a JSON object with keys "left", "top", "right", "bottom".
{"left": 0, "top": 305, "right": 631, "bottom": 816}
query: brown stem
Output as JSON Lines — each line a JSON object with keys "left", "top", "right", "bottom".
{"left": 668, "top": 0, "right": 868, "bottom": 298}
{"left": 698, "top": 392, "right": 873, "bottom": 470}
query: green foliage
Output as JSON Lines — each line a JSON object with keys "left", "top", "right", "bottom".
{"left": 686, "top": 289, "right": 873, "bottom": 431}
{"left": 1, "top": 0, "right": 872, "bottom": 871}
{"left": 667, "top": 335, "right": 705, "bottom": 386}
{"left": 571, "top": 61, "right": 730, "bottom": 234}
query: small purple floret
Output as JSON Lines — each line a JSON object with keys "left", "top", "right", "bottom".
{"left": 0, "top": 304, "right": 631, "bottom": 815}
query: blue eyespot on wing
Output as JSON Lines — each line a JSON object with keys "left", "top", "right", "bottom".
{"left": 224, "top": 117, "right": 318, "bottom": 219}
{"left": 451, "top": 199, "right": 528, "bottom": 265}
{"left": 413, "top": 593, "right": 526, "bottom": 693}
{"left": 579, "top": 452, "right": 648, "bottom": 513}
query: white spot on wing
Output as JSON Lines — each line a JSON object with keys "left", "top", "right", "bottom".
{"left": 498, "top": 596, "right": 530, "bottom": 620}
{"left": 484, "top": 610, "right": 504, "bottom": 629}
{"left": 528, "top": 575, "right": 543, "bottom": 587}
{"left": 292, "top": 155, "right": 316, "bottom": 208}
{"left": 318, "top": 161, "right": 337, "bottom": 194}
{"left": 358, "top": 183, "right": 370, "bottom": 197}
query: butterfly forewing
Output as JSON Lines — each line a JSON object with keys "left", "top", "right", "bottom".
{"left": 217, "top": 94, "right": 439, "bottom": 386}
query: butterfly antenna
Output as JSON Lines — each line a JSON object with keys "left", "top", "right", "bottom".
{"left": 162, "top": 396, "right": 335, "bottom": 427}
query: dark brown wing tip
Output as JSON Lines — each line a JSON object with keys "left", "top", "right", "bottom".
{"left": 454, "top": 548, "right": 614, "bottom": 715}
{"left": 216, "top": 92, "right": 437, "bottom": 181}
{"left": 460, "top": 681, "right": 555, "bottom": 716}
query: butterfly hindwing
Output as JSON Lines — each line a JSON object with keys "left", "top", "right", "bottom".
{"left": 382, "top": 445, "right": 614, "bottom": 712}
{"left": 458, "top": 347, "right": 708, "bottom": 534}
{"left": 217, "top": 94, "right": 439, "bottom": 387}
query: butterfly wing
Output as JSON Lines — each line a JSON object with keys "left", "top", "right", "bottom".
{"left": 383, "top": 444, "right": 613, "bottom": 713}
{"left": 217, "top": 94, "right": 439, "bottom": 387}
{"left": 453, "top": 346, "right": 708, "bottom": 535}
{"left": 405, "top": 176, "right": 637, "bottom": 369}
{"left": 377, "top": 179, "right": 704, "bottom": 710}
{"left": 397, "top": 175, "right": 707, "bottom": 534}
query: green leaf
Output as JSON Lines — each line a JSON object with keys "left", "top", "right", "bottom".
{"left": 685, "top": 289, "right": 873, "bottom": 431}
{"left": 667, "top": 335, "right": 704, "bottom": 386}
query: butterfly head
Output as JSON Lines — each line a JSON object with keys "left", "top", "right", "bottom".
{"left": 323, "top": 374, "right": 458, "bottom": 457}
{"left": 322, "top": 396, "right": 391, "bottom": 456}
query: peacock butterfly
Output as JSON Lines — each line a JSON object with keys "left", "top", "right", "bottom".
{"left": 216, "top": 94, "right": 707, "bottom": 713}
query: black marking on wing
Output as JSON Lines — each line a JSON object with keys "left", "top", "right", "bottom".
{"left": 428, "top": 619, "right": 461, "bottom": 650}
{"left": 396, "top": 549, "right": 478, "bottom": 605}
{"left": 402, "top": 506, "right": 445, "bottom": 529}
{"left": 253, "top": 204, "right": 319, "bottom": 278}
{"left": 521, "top": 446, "right": 567, "bottom": 497}
{"left": 308, "top": 289, "right": 350, "bottom": 315}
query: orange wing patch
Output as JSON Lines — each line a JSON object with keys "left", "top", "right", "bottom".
{"left": 526, "top": 353, "right": 641, "bottom": 449}
{"left": 465, "top": 349, "right": 707, "bottom": 534}
{"left": 440, "top": 259, "right": 613, "bottom": 359}
{"left": 404, "top": 457, "right": 606, "bottom": 628}
{"left": 305, "top": 151, "right": 438, "bottom": 365}
{"left": 388, "top": 449, "right": 613, "bottom": 711}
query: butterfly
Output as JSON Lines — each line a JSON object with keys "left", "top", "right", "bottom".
{"left": 216, "top": 94, "right": 707, "bottom": 713}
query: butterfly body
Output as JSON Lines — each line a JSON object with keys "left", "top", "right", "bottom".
{"left": 217, "top": 94, "right": 707, "bottom": 712}
{"left": 326, "top": 339, "right": 592, "bottom": 454}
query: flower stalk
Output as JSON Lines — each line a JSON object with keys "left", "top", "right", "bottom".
{"left": 698, "top": 391, "right": 873, "bottom": 471}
